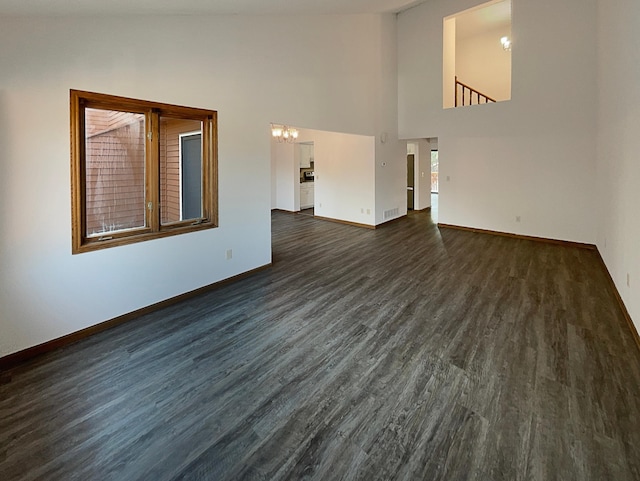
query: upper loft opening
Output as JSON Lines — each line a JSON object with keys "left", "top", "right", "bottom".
{"left": 443, "top": 0, "right": 512, "bottom": 109}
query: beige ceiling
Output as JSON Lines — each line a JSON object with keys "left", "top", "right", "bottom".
{"left": 0, "top": 0, "right": 427, "bottom": 16}
{"left": 455, "top": 0, "right": 512, "bottom": 39}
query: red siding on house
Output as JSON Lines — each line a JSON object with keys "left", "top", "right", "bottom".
{"left": 83, "top": 109, "right": 201, "bottom": 234}
{"left": 160, "top": 118, "right": 202, "bottom": 224}
{"left": 85, "top": 109, "right": 146, "bottom": 236}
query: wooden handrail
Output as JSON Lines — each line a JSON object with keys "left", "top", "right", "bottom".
{"left": 455, "top": 76, "right": 496, "bottom": 107}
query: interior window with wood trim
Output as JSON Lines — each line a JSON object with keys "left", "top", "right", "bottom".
{"left": 70, "top": 90, "right": 218, "bottom": 254}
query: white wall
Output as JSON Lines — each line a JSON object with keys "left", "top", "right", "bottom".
{"left": 283, "top": 128, "right": 376, "bottom": 224}
{"left": 0, "top": 13, "right": 398, "bottom": 357}
{"left": 443, "top": 17, "right": 457, "bottom": 109}
{"left": 269, "top": 15, "right": 403, "bottom": 227}
{"left": 316, "top": 131, "right": 376, "bottom": 224}
{"left": 456, "top": 25, "right": 512, "bottom": 102}
{"left": 596, "top": 0, "right": 640, "bottom": 331}
{"left": 374, "top": 14, "right": 407, "bottom": 225}
{"left": 272, "top": 141, "right": 297, "bottom": 211}
{"left": 270, "top": 141, "right": 278, "bottom": 209}
{"left": 398, "top": 0, "right": 597, "bottom": 244}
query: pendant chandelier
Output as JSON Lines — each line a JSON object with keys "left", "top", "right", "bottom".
{"left": 271, "top": 123, "right": 299, "bottom": 143}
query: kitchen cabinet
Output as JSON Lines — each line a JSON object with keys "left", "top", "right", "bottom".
{"left": 299, "top": 143, "right": 314, "bottom": 168}
{"left": 300, "top": 182, "right": 314, "bottom": 209}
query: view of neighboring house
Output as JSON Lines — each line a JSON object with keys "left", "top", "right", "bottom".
{"left": 84, "top": 109, "right": 202, "bottom": 235}
{"left": 84, "top": 109, "right": 146, "bottom": 234}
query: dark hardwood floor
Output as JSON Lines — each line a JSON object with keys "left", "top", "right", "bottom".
{"left": 2, "top": 210, "right": 640, "bottom": 480}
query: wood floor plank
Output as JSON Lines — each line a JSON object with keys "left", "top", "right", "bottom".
{"left": 1, "top": 209, "right": 640, "bottom": 480}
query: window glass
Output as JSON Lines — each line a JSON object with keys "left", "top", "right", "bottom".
{"left": 84, "top": 108, "right": 146, "bottom": 237}
{"left": 71, "top": 90, "right": 218, "bottom": 254}
{"left": 159, "top": 117, "right": 203, "bottom": 225}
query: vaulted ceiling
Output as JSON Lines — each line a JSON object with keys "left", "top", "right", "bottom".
{"left": 0, "top": 0, "right": 427, "bottom": 16}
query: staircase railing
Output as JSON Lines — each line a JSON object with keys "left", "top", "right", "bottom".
{"left": 455, "top": 76, "right": 496, "bottom": 107}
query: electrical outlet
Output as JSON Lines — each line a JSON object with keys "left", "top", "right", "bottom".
{"left": 516, "top": 216, "right": 521, "bottom": 223}
{"left": 361, "top": 208, "right": 364, "bottom": 214}
{"left": 226, "top": 249, "right": 233, "bottom": 260}
{"left": 421, "top": 172, "right": 425, "bottom": 178}
{"left": 627, "top": 273, "right": 630, "bottom": 287}
{"left": 367, "top": 208, "right": 371, "bottom": 215}
{"left": 446, "top": 176, "right": 451, "bottom": 181}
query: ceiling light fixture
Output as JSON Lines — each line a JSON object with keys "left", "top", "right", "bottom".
{"left": 271, "top": 124, "right": 298, "bottom": 143}
{"left": 500, "top": 36, "right": 512, "bottom": 51}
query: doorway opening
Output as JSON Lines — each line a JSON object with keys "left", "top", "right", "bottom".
{"left": 406, "top": 139, "right": 433, "bottom": 214}
{"left": 443, "top": 0, "right": 512, "bottom": 109}
{"left": 429, "top": 138, "right": 439, "bottom": 222}
{"left": 297, "top": 142, "right": 315, "bottom": 214}
{"left": 407, "top": 153, "right": 415, "bottom": 210}
{"left": 431, "top": 150, "right": 439, "bottom": 194}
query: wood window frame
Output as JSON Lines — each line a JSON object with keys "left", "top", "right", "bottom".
{"left": 70, "top": 90, "right": 218, "bottom": 254}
